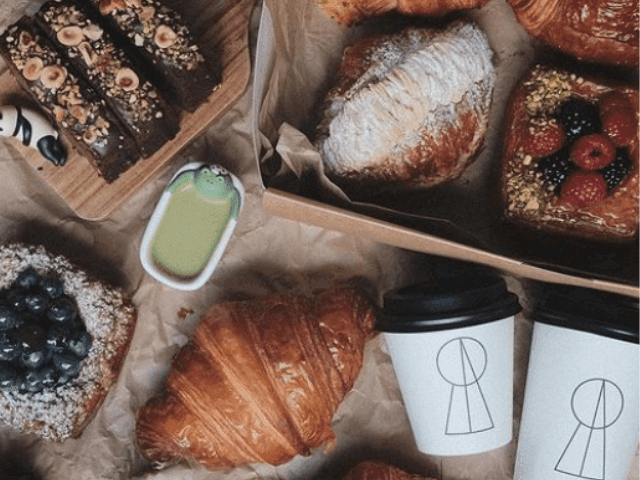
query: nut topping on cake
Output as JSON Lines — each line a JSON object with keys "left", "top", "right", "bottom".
{"left": 40, "top": 64, "right": 67, "bottom": 89}
{"left": 115, "top": 67, "right": 139, "bottom": 91}
{"left": 82, "top": 23, "right": 103, "bottom": 41}
{"left": 23, "top": 57, "right": 44, "bottom": 81}
{"left": 99, "top": 0, "right": 126, "bottom": 15}
{"left": 154, "top": 25, "right": 177, "bottom": 49}
{"left": 57, "top": 26, "right": 84, "bottom": 46}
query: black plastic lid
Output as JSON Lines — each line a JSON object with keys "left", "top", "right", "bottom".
{"left": 532, "top": 284, "right": 639, "bottom": 344}
{"left": 377, "top": 272, "right": 522, "bottom": 333}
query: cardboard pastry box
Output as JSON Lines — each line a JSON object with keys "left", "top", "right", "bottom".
{"left": 252, "top": 0, "right": 639, "bottom": 298}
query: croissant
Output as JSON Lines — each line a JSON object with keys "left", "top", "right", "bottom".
{"left": 319, "top": 0, "right": 492, "bottom": 25}
{"left": 342, "top": 461, "right": 435, "bottom": 479}
{"left": 136, "top": 288, "right": 375, "bottom": 469}
{"left": 507, "top": 0, "right": 639, "bottom": 67}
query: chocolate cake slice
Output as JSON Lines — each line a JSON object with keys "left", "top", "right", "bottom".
{"left": 0, "top": 18, "right": 141, "bottom": 183}
{"left": 90, "top": 0, "right": 221, "bottom": 112}
{"left": 36, "top": 0, "right": 179, "bottom": 157}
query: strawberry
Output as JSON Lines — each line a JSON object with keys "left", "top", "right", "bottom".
{"left": 570, "top": 134, "right": 615, "bottom": 170}
{"left": 522, "top": 118, "right": 565, "bottom": 158}
{"left": 600, "top": 92, "right": 637, "bottom": 147}
{"left": 559, "top": 171, "right": 607, "bottom": 207}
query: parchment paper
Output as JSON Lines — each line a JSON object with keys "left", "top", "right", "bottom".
{"left": 0, "top": 0, "right": 637, "bottom": 479}
{"left": 254, "top": 0, "right": 639, "bottom": 287}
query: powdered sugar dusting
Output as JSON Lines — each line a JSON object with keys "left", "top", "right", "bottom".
{"left": 0, "top": 244, "right": 136, "bottom": 441}
{"left": 317, "top": 21, "right": 495, "bottom": 175}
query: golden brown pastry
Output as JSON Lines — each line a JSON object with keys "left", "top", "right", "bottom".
{"left": 507, "top": 0, "right": 639, "bottom": 67}
{"left": 136, "top": 287, "right": 375, "bottom": 469}
{"left": 342, "top": 461, "right": 435, "bottom": 480}
{"left": 315, "top": 21, "right": 495, "bottom": 197}
{"left": 500, "top": 64, "right": 639, "bottom": 241}
{"left": 319, "top": 0, "right": 492, "bottom": 25}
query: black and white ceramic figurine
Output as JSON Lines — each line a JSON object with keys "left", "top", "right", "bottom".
{"left": 0, "top": 105, "right": 66, "bottom": 166}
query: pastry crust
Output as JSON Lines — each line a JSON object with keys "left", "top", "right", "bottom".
{"left": 316, "top": 21, "right": 495, "bottom": 196}
{"left": 507, "top": 0, "right": 639, "bottom": 67}
{"left": 319, "top": 0, "right": 492, "bottom": 25}
{"left": 0, "top": 244, "right": 137, "bottom": 441}
{"left": 136, "top": 288, "right": 375, "bottom": 469}
{"left": 501, "top": 65, "right": 639, "bottom": 241}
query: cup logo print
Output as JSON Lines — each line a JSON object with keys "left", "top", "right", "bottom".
{"left": 437, "top": 337, "right": 494, "bottom": 435}
{"left": 556, "top": 378, "right": 624, "bottom": 480}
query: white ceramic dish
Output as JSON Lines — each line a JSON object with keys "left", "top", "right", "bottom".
{"left": 139, "top": 162, "right": 244, "bottom": 290}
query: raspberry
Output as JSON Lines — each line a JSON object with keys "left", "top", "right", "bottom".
{"left": 537, "top": 148, "right": 574, "bottom": 191}
{"left": 559, "top": 171, "right": 607, "bottom": 207}
{"left": 570, "top": 134, "right": 615, "bottom": 170}
{"left": 601, "top": 98, "right": 638, "bottom": 147}
{"left": 522, "top": 119, "right": 565, "bottom": 158}
{"left": 556, "top": 98, "right": 601, "bottom": 143}
{"left": 600, "top": 91, "right": 632, "bottom": 116}
{"left": 602, "top": 148, "right": 633, "bottom": 191}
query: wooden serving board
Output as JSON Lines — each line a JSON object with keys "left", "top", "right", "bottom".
{"left": 0, "top": 0, "right": 254, "bottom": 220}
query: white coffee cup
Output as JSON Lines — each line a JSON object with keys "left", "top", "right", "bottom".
{"left": 514, "top": 286, "right": 639, "bottom": 480}
{"left": 377, "top": 270, "right": 521, "bottom": 456}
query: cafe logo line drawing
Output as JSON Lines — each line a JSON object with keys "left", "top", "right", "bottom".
{"left": 555, "top": 378, "right": 624, "bottom": 480}
{"left": 437, "top": 336, "right": 494, "bottom": 435}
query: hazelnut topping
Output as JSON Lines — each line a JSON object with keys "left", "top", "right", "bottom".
{"left": 78, "top": 42, "right": 97, "bottom": 66}
{"left": 40, "top": 65, "right": 67, "bottom": 90}
{"left": 82, "top": 24, "right": 104, "bottom": 41}
{"left": 57, "top": 26, "right": 84, "bottom": 47}
{"left": 18, "top": 31, "right": 35, "bottom": 50}
{"left": 70, "top": 105, "right": 89, "bottom": 124}
{"left": 23, "top": 57, "right": 44, "bottom": 81}
{"left": 99, "top": 0, "right": 126, "bottom": 15}
{"left": 154, "top": 25, "right": 177, "bottom": 49}
{"left": 114, "top": 67, "right": 139, "bottom": 91}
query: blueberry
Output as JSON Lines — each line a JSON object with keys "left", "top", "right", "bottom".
{"left": 0, "top": 305, "right": 19, "bottom": 330}
{"left": 20, "top": 348, "right": 49, "bottom": 370}
{"left": 39, "top": 275, "right": 64, "bottom": 299}
{"left": 5, "top": 288, "right": 27, "bottom": 311}
{"left": 0, "top": 361, "right": 21, "bottom": 392}
{"left": 45, "top": 325, "right": 70, "bottom": 352}
{"left": 24, "top": 291, "right": 49, "bottom": 314}
{"left": 53, "top": 352, "right": 81, "bottom": 377}
{"left": 47, "top": 296, "right": 78, "bottom": 323}
{"left": 67, "top": 331, "right": 92, "bottom": 359}
{"left": 14, "top": 267, "right": 41, "bottom": 290}
{"left": 0, "top": 331, "right": 21, "bottom": 362}
{"left": 56, "top": 371, "right": 79, "bottom": 387}
{"left": 556, "top": 98, "right": 601, "bottom": 143}
{"left": 24, "top": 365, "right": 57, "bottom": 392}
{"left": 17, "top": 323, "right": 46, "bottom": 351}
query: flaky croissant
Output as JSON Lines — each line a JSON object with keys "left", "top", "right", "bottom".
{"left": 342, "top": 461, "right": 435, "bottom": 480}
{"left": 507, "top": 0, "right": 639, "bottom": 67}
{"left": 136, "top": 288, "right": 375, "bottom": 469}
{"left": 319, "top": 0, "right": 492, "bottom": 25}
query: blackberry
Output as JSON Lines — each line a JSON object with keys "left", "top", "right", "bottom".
{"left": 602, "top": 148, "right": 633, "bottom": 191}
{"left": 536, "top": 148, "right": 575, "bottom": 191}
{"left": 556, "top": 98, "right": 601, "bottom": 143}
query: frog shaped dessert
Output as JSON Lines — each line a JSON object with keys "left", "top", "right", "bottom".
{"left": 140, "top": 163, "right": 244, "bottom": 290}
